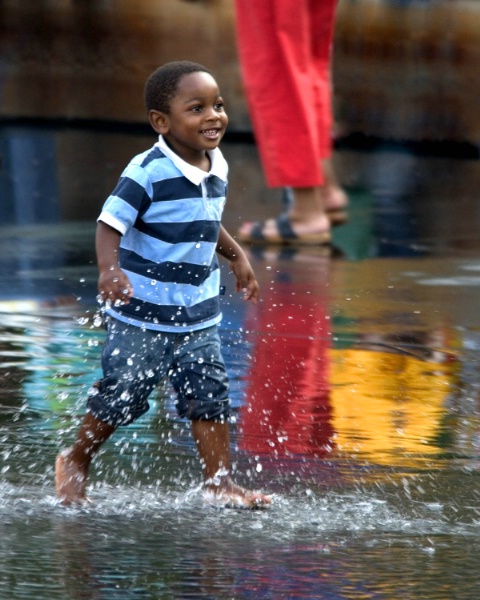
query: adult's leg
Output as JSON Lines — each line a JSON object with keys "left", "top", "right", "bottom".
{"left": 234, "top": 0, "right": 323, "bottom": 188}
{"left": 311, "top": 0, "right": 349, "bottom": 222}
{"left": 235, "top": 0, "right": 339, "bottom": 243}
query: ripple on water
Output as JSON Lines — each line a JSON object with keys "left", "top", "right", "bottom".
{"left": 0, "top": 478, "right": 457, "bottom": 542}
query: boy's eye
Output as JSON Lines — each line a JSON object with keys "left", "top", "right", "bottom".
{"left": 191, "top": 105, "right": 202, "bottom": 113}
{"left": 214, "top": 102, "right": 224, "bottom": 111}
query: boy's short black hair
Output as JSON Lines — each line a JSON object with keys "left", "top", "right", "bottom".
{"left": 144, "top": 60, "right": 213, "bottom": 114}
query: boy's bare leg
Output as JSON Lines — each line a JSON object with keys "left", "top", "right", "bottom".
{"left": 192, "top": 419, "right": 271, "bottom": 508}
{"left": 55, "top": 412, "right": 116, "bottom": 505}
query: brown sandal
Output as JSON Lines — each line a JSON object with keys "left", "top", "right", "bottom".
{"left": 237, "top": 213, "right": 331, "bottom": 246}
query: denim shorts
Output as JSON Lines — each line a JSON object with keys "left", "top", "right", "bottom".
{"left": 87, "top": 318, "right": 230, "bottom": 427}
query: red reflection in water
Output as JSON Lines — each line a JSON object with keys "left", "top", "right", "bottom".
{"left": 240, "top": 256, "right": 334, "bottom": 458}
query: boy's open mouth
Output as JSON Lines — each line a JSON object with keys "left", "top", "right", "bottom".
{"left": 202, "top": 129, "right": 220, "bottom": 139}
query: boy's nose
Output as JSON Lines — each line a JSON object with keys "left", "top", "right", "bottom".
{"left": 206, "top": 107, "right": 221, "bottom": 120}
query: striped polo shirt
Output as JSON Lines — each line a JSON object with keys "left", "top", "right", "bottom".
{"left": 98, "top": 135, "right": 228, "bottom": 332}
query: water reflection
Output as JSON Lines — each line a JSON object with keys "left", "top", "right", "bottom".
{"left": 4, "top": 494, "right": 480, "bottom": 599}
{"left": 238, "top": 248, "right": 457, "bottom": 475}
{"left": 330, "top": 331, "right": 456, "bottom": 468}
{"left": 239, "top": 248, "right": 335, "bottom": 464}
{"left": 2, "top": 182, "right": 480, "bottom": 596}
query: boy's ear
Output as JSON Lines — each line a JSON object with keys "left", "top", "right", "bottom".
{"left": 149, "top": 110, "right": 169, "bottom": 134}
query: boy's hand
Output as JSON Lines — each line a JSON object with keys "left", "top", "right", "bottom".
{"left": 229, "top": 257, "right": 259, "bottom": 304}
{"left": 215, "top": 225, "right": 259, "bottom": 303}
{"left": 98, "top": 267, "right": 133, "bottom": 305}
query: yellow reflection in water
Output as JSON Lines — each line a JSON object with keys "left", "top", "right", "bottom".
{"left": 329, "top": 347, "right": 457, "bottom": 466}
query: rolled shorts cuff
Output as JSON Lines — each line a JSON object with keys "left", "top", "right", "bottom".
{"left": 176, "top": 396, "right": 231, "bottom": 422}
{"left": 86, "top": 386, "right": 149, "bottom": 427}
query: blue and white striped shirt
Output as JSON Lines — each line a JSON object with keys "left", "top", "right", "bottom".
{"left": 98, "top": 135, "right": 228, "bottom": 332}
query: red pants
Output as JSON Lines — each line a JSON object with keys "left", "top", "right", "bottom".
{"left": 234, "top": 0, "right": 338, "bottom": 188}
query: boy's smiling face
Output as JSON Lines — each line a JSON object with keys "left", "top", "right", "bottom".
{"left": 149, "top": 71, "right": 228, "bottom": 168}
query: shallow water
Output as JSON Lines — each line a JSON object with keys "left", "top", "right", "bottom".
{"left": 2, "top": 0, "right": 480, "bottom": 594}
{"left": 2, "top": 201, "right": 480, "bottom": 598}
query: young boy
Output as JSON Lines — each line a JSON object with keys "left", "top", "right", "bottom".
{"left": 55, "top": 61, "right": 271, "bottom": 509}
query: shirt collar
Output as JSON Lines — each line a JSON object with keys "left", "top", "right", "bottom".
{"left": 155, "top": 135, "right": 228, "bottom": 186}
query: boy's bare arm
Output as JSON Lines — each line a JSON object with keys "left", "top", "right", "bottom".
{"left": 96, "top": 221, "right": 133, "bottom": 304}
{"left": 216, "top": 225, "right": 259, "bottom": 303}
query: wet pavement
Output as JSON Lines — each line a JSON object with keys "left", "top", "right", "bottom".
{"left": 3, "top": 0, "right": 480, "bottom": 595}
{"left": 1, "top": 129, "right": 480, "bottom": 598}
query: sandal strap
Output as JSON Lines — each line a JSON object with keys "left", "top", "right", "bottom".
{"left": 276, "top": 213, "right": 298, "bottom": 239}
{"left": 249, "top": 221, "right": 266, "bottom": 240}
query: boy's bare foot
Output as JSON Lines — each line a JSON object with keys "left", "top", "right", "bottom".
{"left": 204, "top": 476, "right": 271, "bottom": 509}
{"left": 55, "top": 448, "right": 89, "bottom": 506}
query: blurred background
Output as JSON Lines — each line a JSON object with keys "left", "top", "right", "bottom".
{"left": 1, "top": 0, "right": 479, "bottom": 222}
